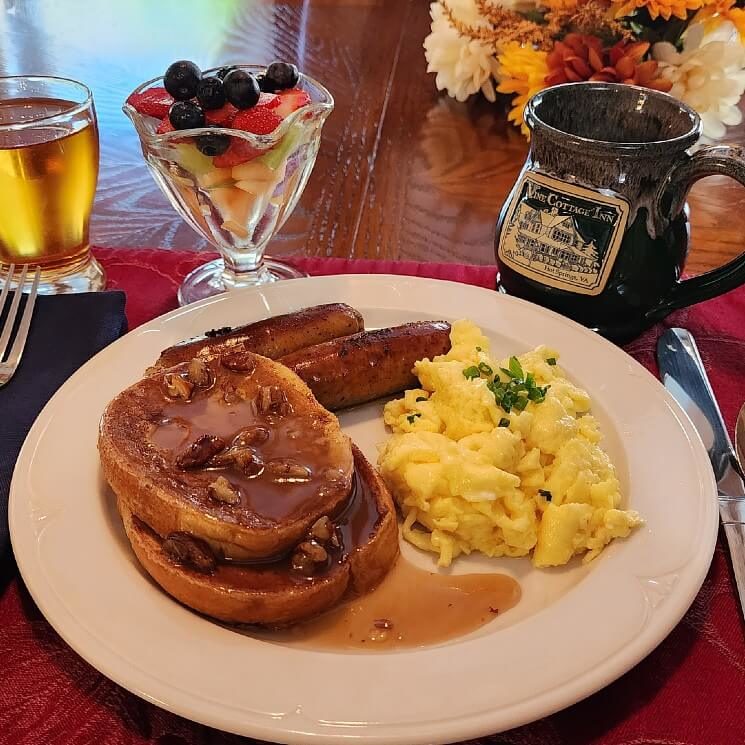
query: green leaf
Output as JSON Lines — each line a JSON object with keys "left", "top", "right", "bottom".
{"left": 463, "top": 366, "right": 480, "bottom": 380}
{"left": 546, "top": 357, "right": 557, "bottom": 366}
{"left": 498, "top": 417, "right": 510, "bottom": 428}
{"left": 478, "top": 362, "right": 493, "bottom": 376}
{"left": 500, "top": 367, "right": 516, "bottom": 379}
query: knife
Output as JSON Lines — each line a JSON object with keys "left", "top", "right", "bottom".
{"left": 657, "top": 328, "right": 745, "bottom": 617}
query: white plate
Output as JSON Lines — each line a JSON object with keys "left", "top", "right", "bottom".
{"left": 10, "top": 275, "right": 717, "bottom": 744}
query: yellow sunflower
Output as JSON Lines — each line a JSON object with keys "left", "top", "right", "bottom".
{"left": 612, "top": 0, "right": 706, "bottom": 21}
{"left": 696, "top": 0, "right": 745, "bottom": 40}
{"left": 497, "top": 43, "right": 549, "bottom": 138}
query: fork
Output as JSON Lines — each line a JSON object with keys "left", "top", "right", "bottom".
{"left": 0, "top": 263, "right": 41, "bottom": 387}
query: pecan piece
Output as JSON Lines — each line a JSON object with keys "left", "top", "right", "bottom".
{"left": 232, "top": 448, "right": 264, "bottom": 477}
{"left": 257, "top": 385, "right": 292, "bottom": 416}
{"left": 310, "top": 516, "right": 333, "bottom": 542}
{"left": 208, "top": 476, "right": 240, "bottom": 505}
{"left": 232, "top": 426, "right": 270, "bottom": 449}
{"left": 298, "top": 541, "right": 328, "bottom": 563}
{"left": 176, "top": 434, "right": 226, "bottom": 469}
{"left": 162, "top": 532, "right": 216, "bottom": 573}
{"left": 163, "top": 373, "right": 193, "bottom": 400}
{"left": 291, "top": 540, "right": 328, "bottom": 576}
{"left": 266, "top": 458, "right": 310, "bottom": 482}
{"left": 220, "top": 349, "right": 256, "bottom": 373}
{"left": 186, "top": 357, "right": 211, "bottom": 387}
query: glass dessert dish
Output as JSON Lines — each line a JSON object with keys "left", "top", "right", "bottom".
{"left": 123, "top": 65, "right": 333, "bottom": 305}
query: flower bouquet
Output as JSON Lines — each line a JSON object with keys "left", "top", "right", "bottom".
{"left": 424, "top": 0, "right": 745, "bottom": 139}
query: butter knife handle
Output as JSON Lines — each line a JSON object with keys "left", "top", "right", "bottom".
{"left": 657, "top": 328, "right": 739, "bottom": 485}
{"left": 723, "top": 523, "right": 745, "bottom": 613}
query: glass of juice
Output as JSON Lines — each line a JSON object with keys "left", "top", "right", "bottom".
{"left": 0, "top": 76, "right": 104, "bottom": 293}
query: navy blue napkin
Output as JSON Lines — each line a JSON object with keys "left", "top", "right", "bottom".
{"left": 0, "top": 291, "right": 127, "bottom": 574}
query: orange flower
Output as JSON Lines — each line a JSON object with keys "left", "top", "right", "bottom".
{"left": 546, "top": 33, "right": 673, "bottom": 90}
{"left": 497, "top": 42, "right": 549, "bottom": 138}
{"left": 542, "top": 0, "right": 579, "bottom": 9}
{"left": 696, "top": 0, "right": 745, "bottom": 40}
{"left": 612, "top": 0, "right": 706, "bottom": 21}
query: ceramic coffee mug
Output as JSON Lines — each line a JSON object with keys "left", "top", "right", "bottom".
{"left": 494, "top": 82, "right": 745, "bottom": 341}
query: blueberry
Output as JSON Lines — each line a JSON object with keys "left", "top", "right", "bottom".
{"left": 163, "top": 60, "right": 202, "bottom": 101}
{"left": 263, "top": 61, "right": 299, "bottom": 91}
{"left": 196, "top": 132, "right": 230, "bottom": 156}
{"left": 196, "top": 77, "right": 226, "bottom": 110}
{"left": 168, "top": 101, "right": 205, "bottom": 130}
{"left": 215, "top": 66, "right": 236, "bottom": 81}
{"left": 223, "top": 69, "right": 260, "bottom": 109}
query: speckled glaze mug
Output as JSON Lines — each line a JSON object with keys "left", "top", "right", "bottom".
{"left": 495, "top": 82, "right": 745, "bottom": 342}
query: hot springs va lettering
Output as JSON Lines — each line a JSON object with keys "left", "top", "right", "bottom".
{"left": 498, "top": 173, "right": 629, "bottom": 296}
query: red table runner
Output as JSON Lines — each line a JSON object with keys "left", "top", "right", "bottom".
{"left": 1, "top": 247, "right": 743, "bottom": 745}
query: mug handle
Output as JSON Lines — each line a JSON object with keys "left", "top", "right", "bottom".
{"left": 648, "top": 144, "right": 745, "bottom": 321}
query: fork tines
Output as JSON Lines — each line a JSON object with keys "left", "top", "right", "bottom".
{"left": 0, "top": 263, "right": 41, "bottom": 386}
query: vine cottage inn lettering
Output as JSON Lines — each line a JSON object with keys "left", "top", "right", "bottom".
{"left": 498, "top": 173, "right": 629, "bottom": 296}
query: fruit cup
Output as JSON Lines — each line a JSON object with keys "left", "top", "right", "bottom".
{"left": 123, "top": 64, "right": 333, "bottom": 305}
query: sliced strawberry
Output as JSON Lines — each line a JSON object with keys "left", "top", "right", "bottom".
{"left": 256, "top": 92, "right": 279, "bottom": 109}
{"left": 274, "top": 88, "right": 311, "bottom": 119}
{"left": 213, "top": 137, "right": 263, "bottom": 167}
{"left": 232, "top": 106, "right": 282, "bottom": 135}
{"left": 205, "top": 103, "right": 238, "bottom": 126}
{"left": 155, "top": 116, "right": 175, "bottom": 134}
{"left": 127, "top": 86, "right": 174, "bottom": 118}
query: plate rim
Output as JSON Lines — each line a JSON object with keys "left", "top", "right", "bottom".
{"left": 9, "top": 274, "right": 719, "bottom": 744}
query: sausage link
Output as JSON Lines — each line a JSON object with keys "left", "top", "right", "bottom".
{"left": 279, "top": 322, "right": 451, "bottom": 410}
{"left": 153, "top": 303, "right": 364, "bottom": 370}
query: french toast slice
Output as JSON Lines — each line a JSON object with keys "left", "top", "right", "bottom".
{"left": 99, "top": 350, "right": 354, "bottom": 560}
{"left": 117, "top": 445, "right": 400, "bottom": 626}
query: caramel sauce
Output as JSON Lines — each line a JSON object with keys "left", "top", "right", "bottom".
{"left": 148, "top": 377, "right": 348, "bottom": 523}
{"left": 264, "top": 558, "right": 521, "bottom": 650}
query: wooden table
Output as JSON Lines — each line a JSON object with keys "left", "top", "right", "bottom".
{"left": 1, "top": 0, "right": 742, "bottom": 274}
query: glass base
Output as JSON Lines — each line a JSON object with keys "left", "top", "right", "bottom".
{"left": 1, "top": 254, "right": 106, "bottom": 295}
{"left": 178, "top": 257, "right": 307, "bottom": 306}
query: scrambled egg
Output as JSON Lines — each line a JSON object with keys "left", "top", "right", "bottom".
{"left": 378, "top": 320, "right": 642, "bottom": 568}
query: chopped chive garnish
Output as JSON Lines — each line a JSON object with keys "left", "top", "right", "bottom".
{"left": 416, "top": 396, "right": 427, "bottom": 402}
{"left": 406, "top": 413, "right": 421, "bottom": 424}
{"left": 498, "top": 417, "right": 510, "bottom": 428}
{"left": 487, "top": 357, "right": 550, "bottom": 414}
{"left": 509, "top": 356, "right": 524, "bottom": 379}
{"left": 478, "top": 362, "right": 493, "bottom": 376}
{"left": 463, "top": 366, "right": 480, "bottom": 380}
{"left": 476, "top": 346, "right": 482, "bottom": 352}
{"left": 546, "top": 357, "right": 557, "bottom": 366}
{"left": 538, "top": 489, "right": 553, "bottom": 501}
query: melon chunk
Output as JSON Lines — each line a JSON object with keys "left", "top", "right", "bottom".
{"left": 209, "top": 186, "right": 256, "bottom": 227}
{"left": 231, "top": 160, "right": 275, "bottom": 182}
{"left": 196, "top": 167, "right": 233, "bottom": 189}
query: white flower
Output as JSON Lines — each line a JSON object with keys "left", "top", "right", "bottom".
{"left": 653, "top": 22, "right": 745, "bottom": 140}
{"left": 423, "top": 1, "right": 500, "bottom": 102}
